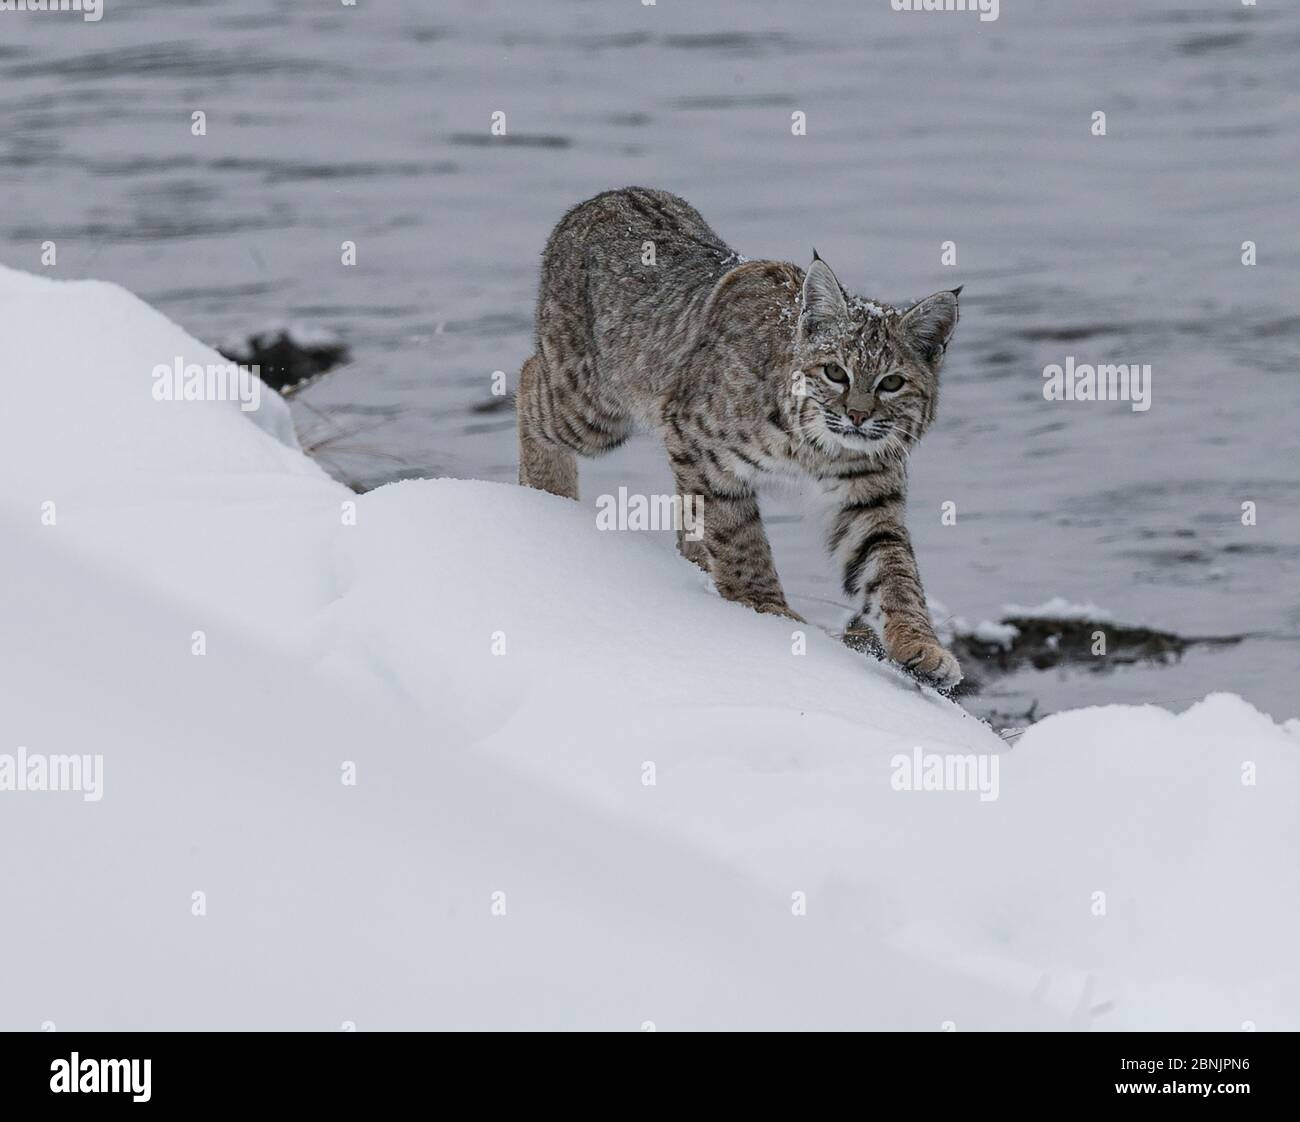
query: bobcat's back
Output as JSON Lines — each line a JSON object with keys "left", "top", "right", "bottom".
{"left": 535, "top": 187, "right": 743, "bottom": 404}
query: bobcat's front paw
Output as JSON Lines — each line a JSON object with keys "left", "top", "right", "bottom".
{"left": 885, "top": 628, "right": 962, "bottom": 690}
{"left": 742, "top": 596, "right": 806, "bottom": 624}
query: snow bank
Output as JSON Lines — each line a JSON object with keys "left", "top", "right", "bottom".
{"left": 2, "top": 265, "right": 1296, "bottom": 1031}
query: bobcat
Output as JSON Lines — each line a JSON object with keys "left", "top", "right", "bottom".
{"left": 517, "top": 187, "right": 962, "bottom": 689}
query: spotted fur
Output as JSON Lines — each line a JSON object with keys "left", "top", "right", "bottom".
{"left": 518, "top": 187, "right": 962, "bottom": 687}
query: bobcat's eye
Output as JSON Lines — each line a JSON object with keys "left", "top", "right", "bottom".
{"left": 877, "top": 373, "right": 905, "bottom": 393}
{"left": 822, "top": 364, "right": 849, "bottom": 385}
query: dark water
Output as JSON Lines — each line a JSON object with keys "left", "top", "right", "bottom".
{"left": 5, "top": 0, "right": 1297, "bottom": 722}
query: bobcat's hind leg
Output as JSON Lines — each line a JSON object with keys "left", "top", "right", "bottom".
{"left": 517, "top": 354, "right": 579, "bottom": 499}
{"left": 516, "top": 353, "right": 633, "bottom": 501}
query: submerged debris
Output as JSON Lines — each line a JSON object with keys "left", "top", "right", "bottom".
{"left": 952, "top": 614, "right": 1242, "bottom": 674}
{"left": 219, "top": 326, "right": 349, "bottom": 395}
{"left": 472, "top": 393, "right": 514, "bottom": 413}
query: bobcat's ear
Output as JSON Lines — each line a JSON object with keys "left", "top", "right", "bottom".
{"left": 900, "top": 288, "right": 960, "bottom": 365}
{"left": 799, "top": 255, "right": 849, "bottom": 340}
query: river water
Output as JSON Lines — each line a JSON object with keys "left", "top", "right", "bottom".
{"left": 5, "top": 0, "right": 1297, "bottom": 722}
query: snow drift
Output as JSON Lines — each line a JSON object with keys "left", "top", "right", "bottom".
{"left": 1, "top": 265, "right": 1296, "bottom": 1030}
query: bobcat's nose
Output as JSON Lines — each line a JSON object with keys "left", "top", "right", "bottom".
{"left": 846, "top": 410, "right": 870, "bottom": 428}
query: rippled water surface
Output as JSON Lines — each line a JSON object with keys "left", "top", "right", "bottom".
{"left": 6, "top": 0, "right": 1298, "bottom": 721}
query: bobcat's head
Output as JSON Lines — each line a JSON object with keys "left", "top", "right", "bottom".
{"left": 793, "top": 255, "right": 959, "bottom": 459}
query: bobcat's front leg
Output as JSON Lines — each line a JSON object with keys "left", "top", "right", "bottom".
{"left": 666, "top": 431, "right": 802, "bottom": 622}
{"left": 829, "top": 469, "right": 960, "bottom": 688}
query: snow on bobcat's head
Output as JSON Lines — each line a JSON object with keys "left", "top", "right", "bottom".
{"left": 794, "top": 254, "right": 959, "bottom": 458}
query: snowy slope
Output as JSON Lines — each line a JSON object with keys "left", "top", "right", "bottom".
{"left": 2, "top": 265, "right": 1296, "bottom": 1030}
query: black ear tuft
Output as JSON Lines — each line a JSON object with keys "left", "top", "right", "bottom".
{"left": 811, "top": 247, "right": 823, "bottom": 263}
{"left": 950, "top": 285, "right": 963, "bottom": 298}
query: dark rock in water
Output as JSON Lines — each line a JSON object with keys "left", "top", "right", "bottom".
{"left": 952, "top": 615, "right": 1242, "bottom": 675}
{"left": 219, "top": 328, "right": 350, "bottom": 395}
